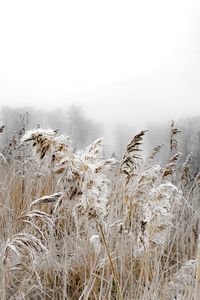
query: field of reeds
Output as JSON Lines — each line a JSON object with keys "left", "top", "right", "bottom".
{"left": 0, "top": 121, "right": 199, "bottom": 300}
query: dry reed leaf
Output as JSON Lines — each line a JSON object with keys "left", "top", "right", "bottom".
{"left": 30, "top": 192, "right": 64, "bottom": 208}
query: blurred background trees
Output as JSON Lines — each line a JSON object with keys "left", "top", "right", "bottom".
{"left": 1, "top": 104, "right": 200, "bottom": 174}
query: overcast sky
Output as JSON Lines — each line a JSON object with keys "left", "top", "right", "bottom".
{"left": 0, "top": 0, "right": 200, "bottom": 127}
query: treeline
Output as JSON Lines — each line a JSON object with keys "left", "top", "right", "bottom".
{"left": 0, "top": 105, "right": 102, "bottom": 150}
{"left": 0, "top": 105, "right": 138, "bottom": 158}
{"left": 146, "top": 116, "right": 200, "bottom": 175}
{"left": 1, "top": 105, "right": 200, "bottom": 172}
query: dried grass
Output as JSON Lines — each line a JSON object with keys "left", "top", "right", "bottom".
{"left": 0, "top": 125, "right": 199, "bottom": 299}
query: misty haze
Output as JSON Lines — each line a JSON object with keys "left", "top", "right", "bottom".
{"left": 0, "top": 1, "right": 200, "bottom": 299}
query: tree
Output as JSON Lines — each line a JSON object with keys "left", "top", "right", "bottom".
{"left": 67, "top": 104, "right": 102, "bottom": 149}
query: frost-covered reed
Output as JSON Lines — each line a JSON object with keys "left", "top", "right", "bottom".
{"left": 0, "top": 123, "right": 199, "bottom": 299}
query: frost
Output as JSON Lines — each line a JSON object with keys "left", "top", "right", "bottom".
{"left": 0, "top": 153, "right": 7, "bottom": 165}
{"left": 21, "top": 129, "right": 116, "bottom": 232}
{"left": 90, "top": 235, "right": 101, "bottom": 254}
{"left": 20, "top": 128, "right": 57, "bottom": 144}
{"left": 138, "top": 182, "right": 180, "bottom": 250}
{"left": 167, "top": 259, "right": 196, "bottom": 299}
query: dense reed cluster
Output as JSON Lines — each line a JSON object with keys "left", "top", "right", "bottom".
{"left": 0, "top": 122, "right": 199, "bottom": 299}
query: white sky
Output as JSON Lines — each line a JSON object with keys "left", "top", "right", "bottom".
{"left": 0, "top": 0, "right": 200, "bottom": 127}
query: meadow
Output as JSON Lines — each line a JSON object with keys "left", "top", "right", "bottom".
{"left": 0, "top": 121, "right": 199, "bottom": 299}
